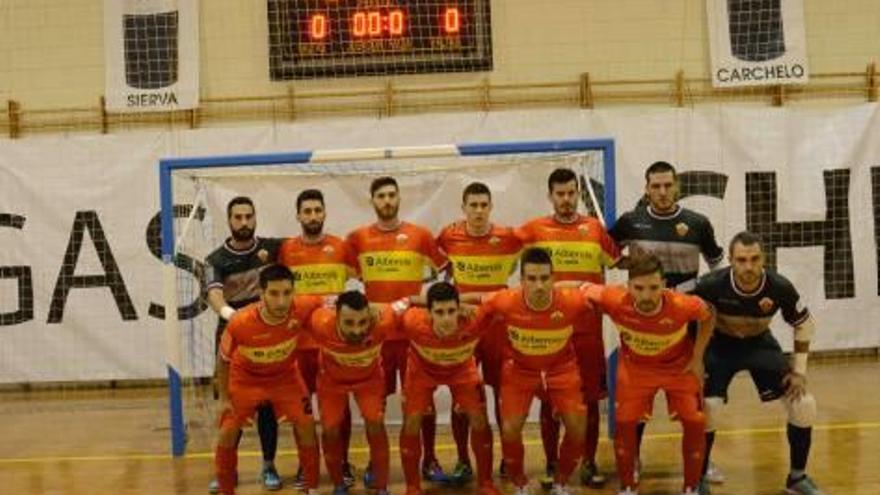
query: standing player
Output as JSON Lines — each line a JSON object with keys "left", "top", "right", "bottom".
{"left": 609, "top": 161, "right": 723, "bottom": 292}
{"left": 346, "top": 176, "right": 450, "bottom": 482}
{"left": 583, "top": 253, "right": 715, "bottom": 495}
{"left": 398, "top": 282, "right": 501, "bottom": 495}
{"left": 214, "top": 265, "right": 324, "bottom": 495}
{"left": 470, "top": 247, "right": 595, "bottom": 495}
{"left": 278, "top": 189, "right": 357, "bottom": 487}
{"left": 608, "top": 161, "right": 724, "bottom": 482}
{"left": 307, "top": 291, "right": 396, "bottom": 495}
{"left": 437, "top": 182, "right": 523, "bottom": 482}
{"left": 205, "top": 197, "right": 283, "bottom": 492}
{"left": 516, "top": 168, "right": 619, "bottom": 487}
{"left": 693, "top": 232, "right": 825, "bottom": 495}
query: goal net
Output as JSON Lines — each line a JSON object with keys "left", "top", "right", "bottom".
{"left": 159, "top": 139, "right": 616, "bottom": 455}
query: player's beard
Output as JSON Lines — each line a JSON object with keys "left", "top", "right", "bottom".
{"left": 231, "top": 225, "right": 254, "bottom": 241}
{"left": 526, "top": 289, "right": 551, "bottom": 310}
{"left": 302, "top": 221, "right": 323, "bottom": 237}
{"left": 375, "top": 204, "right": 399, "bottom": 222}
{"left": 555, "top": 202, "right": 577, "bottom": 219}
{"left": 342, "top": 331, "right": 367, "bottom": 344}
{"left": 735, "top": 269, "right": 761, "bottom": 288}
{"left": 635, "top": 298, "right": 659, "bottom": 314}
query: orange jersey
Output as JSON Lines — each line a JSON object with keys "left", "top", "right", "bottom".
{"left": 308, "top": 306, "right": 395, "bottom": 385}
{"left": 585, "top": 284, "right": 711, "bottom": 370}
{"left": 516, "top": 214, "right": 618, "bottom": 283}
{"left": 400, "top": 308, "right": 482, "bottom": 382}
{"left": 478, "top": 287, "right": 593, "bottom": 371}
{"left": 437, "top": 221, "right": 522, "bottom": 292}
{"left": 347, "top": 222, "right": 447, "bottom": 339}
{"left": 278, "top": 235, "right": 353, "bottom": 350}
{"left": 219, "top": 295, "right": 325, "bottom": 379}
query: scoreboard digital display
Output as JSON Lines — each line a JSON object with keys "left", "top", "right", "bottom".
{"left": 267, "top": 0, "right": 493, "bottom": 80}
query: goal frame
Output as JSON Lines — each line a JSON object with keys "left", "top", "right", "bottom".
{"left": 158, "top": 138, "right": 617, "bottom": 456}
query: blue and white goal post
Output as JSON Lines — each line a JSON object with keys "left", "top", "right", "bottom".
{"left": 158, "top": 138, "right": 618, "bottom": 456}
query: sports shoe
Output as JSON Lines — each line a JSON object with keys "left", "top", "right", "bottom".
{"left": 363, "top": 462, "right": 376, "bottom": 489}
{"left": 422, "top": 459, "right": 450, "bottom": 483}
{"left": 332, "top": 485, "right": 349, "bottom": 495}
{"left": 208, "top": 473, "right": 238, "bottom": 494}
{"left": 449, "top": 461, "right": 474, "bottom": 485}
{"left": 514, "top": 484, "right": 532, "bottom": 495}
{"left": 260, "top": 465, "right": 283, "bottom": 491}
{"left": 539, "top": 461, "right": 557, "bottom": 491}
{"left": 682, "top": 488, "right": 698, "bottom": 495}
{"left": 342, "top": 462, "right": 356, "bottom": 488}
{"left": 705, "top": 462, "right": 725, "bottom": 484}
{"left": 405, "top": 485, "right": 423, "bottom": 495}
{"left": 786, "top": 474, "right": 826, "bottom": 495}
{"left": 579, "top": 461, "right": 607, "bottom": 488}
{"left": 697, "top": 477, "right": 712, "bottom": 495}
{"left": 549, "top": 483, "right": 571, "bottom": 495}
{"left": 375, "top": 490, "right": 390, "bottom": 495}
{"left": 633, "top": 458, "right": 642, "bottom": 484}
{"left": 291, "top": 466, "right": 305, "bottom": 489}
{"left": 617, "top": 487, "right": 638, "bottom": 495}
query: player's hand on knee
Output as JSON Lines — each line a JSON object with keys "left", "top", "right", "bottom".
{"left": 782, "top": 372, "right": 807, "bottom": 401}
{"left": 257, "top": 249, "right": 269, "bottom": 263}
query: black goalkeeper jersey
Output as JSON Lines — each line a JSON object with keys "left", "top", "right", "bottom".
{"left": 693, "top": 267, "right": 810, "bottom": 338}
{"left": 610, "top": 204, "right": 723, "bottom": 291}
{"left": 205, "top": 236, "right": 282, "bottom": 311}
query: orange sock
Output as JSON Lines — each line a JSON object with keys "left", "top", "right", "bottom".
{"left": 399, "top": 432, "right": 422, "bottom": 492}
{"left": 614, "top": 420, "right": 638, "bottom": 488}
{"left": 471, "top": 426, "right": 494, "bottom": 484}
{"left": 557, "top": 430, "right": 585, "bottom": 482}
{"left": 322, "top": 433, "right": 344, "bottom": 487}
{"left": 367, "top": 428, "right": 390, "bottom": 490}
{"left": 214, "top": 445, "right": 238, "bottom": 495}
{"left": 681, "top": 418, "right": 706, "bottom": 489}
{"left": 501, "top": 437, "right": 528, "bottom": 487}
{"left": 298, "top": 441, "right": 321, "bottom": 490}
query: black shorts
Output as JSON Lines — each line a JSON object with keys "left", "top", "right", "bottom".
{"left": 704, "top": 331, "right": 790, "bottom": 402}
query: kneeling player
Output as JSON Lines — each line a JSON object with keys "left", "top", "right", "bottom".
{"left": 584, "top": 253, "right": 714, "bottom": 495}
{"left": 308, "top": 291, "right": 394, "bottom": 495}
{"left": 399, "top": 282, "right": 500, "bottom": 495}
{"left": 214, "top": 265, "right": 324, "bottom": 495}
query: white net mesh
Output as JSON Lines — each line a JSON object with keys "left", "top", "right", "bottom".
{"left": 168, "top": 146, "right": 609, "bottom": 451}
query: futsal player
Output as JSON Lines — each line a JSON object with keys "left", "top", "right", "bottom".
{"left": 437, "top": 182, "right": 523, "bottom": 482}
{"left": 346, "top": 176, "right": 450, "bottom": 483}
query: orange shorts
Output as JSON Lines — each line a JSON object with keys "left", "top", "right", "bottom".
{"left": 571, "top": 332, "right": 607, "bottom": 402}
{"left": 615, "top": 358, "right": 704, "bottom": 424}
{"left": 499, "top": 359, "right": 586, "bottom": 418}
{"left": 317, "top": 373, "right": 386, "bottom": 427}
{"left": 382, "top": 339, "right": 409, "bottom": 396}
{"left": 402, "top": 362, "right": 484, "bottom": 416}
{"left": 221, "top": 371, "right": 312, "bottom": 429}
{"left": 296, "top": 348, "right": 320, "bottom": 395}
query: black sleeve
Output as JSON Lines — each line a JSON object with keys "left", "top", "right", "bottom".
{"left": 692, "top": 272, "right": 718, "bottom": 304}
{"left": 261, "top": 237, "right": 284, "bottom": 261}
{"left": 776, "top": 275, "right": 810, "bottom": 327}
{"left": 608, "top": 211, "right": 631, "bottom": 243}
{"left": 699, "top": 217, "right": 724, "bottom": 267}
{"left": 206, "top": 255, "right": 225, "bottom": 291}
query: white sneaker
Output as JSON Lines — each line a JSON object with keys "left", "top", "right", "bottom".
{"left": 514, "top": 485, "right": 532, "bottom": 495}
{"left": 549, "top": 484, "right": 571, "bottom": 495}
{"left": 705, "top": 462, "right": 725, "bottom": 484}
{"left": 633, "top": 458, "right": 642, "bottom": 483}
{"left": 682, "top": 488, "right": 698, "bottom": 495}
{"left": 618, "top": 488, "right": 638, "bottom": 495}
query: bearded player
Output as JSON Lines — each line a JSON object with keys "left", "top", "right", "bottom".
{"left": 307, "top": 291, "right": 396, "bottom": 495}
{"left": 346, "top": 176, "right": 450, "bottom": 483}
{"left": 583, "top": 252, "right": 715, "bottom": 495}
{"left": 278, "top": 189, "right": 357, "bottom": 487}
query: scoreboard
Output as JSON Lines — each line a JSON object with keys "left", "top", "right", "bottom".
{"left": 268, "top": 0, "right": 493, "bottom": 80}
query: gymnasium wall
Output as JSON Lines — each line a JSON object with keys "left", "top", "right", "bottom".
{"left": 0, "top": 1, "right": 877, "bottom": 109}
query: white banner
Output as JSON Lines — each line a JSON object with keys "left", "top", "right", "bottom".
{"left": 707, "top": 0, "right": 810, "bottom": 87}
{"left": 104, "top": 0, "right": 199, "bottom": 112}
{"left": 1, "top": 105, "right": 879, "bottom": 383}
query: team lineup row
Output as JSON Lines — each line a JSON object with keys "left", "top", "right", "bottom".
{"left": 205, "top": 164, "right": 824, "bottom": 495}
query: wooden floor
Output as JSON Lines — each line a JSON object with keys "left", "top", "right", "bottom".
{"left": 2, "top": 358, "right": 878, "bottom": 495}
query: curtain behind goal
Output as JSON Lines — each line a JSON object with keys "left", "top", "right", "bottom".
{"left": 164, "top": 141, "right": 615, "bottom": 454}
